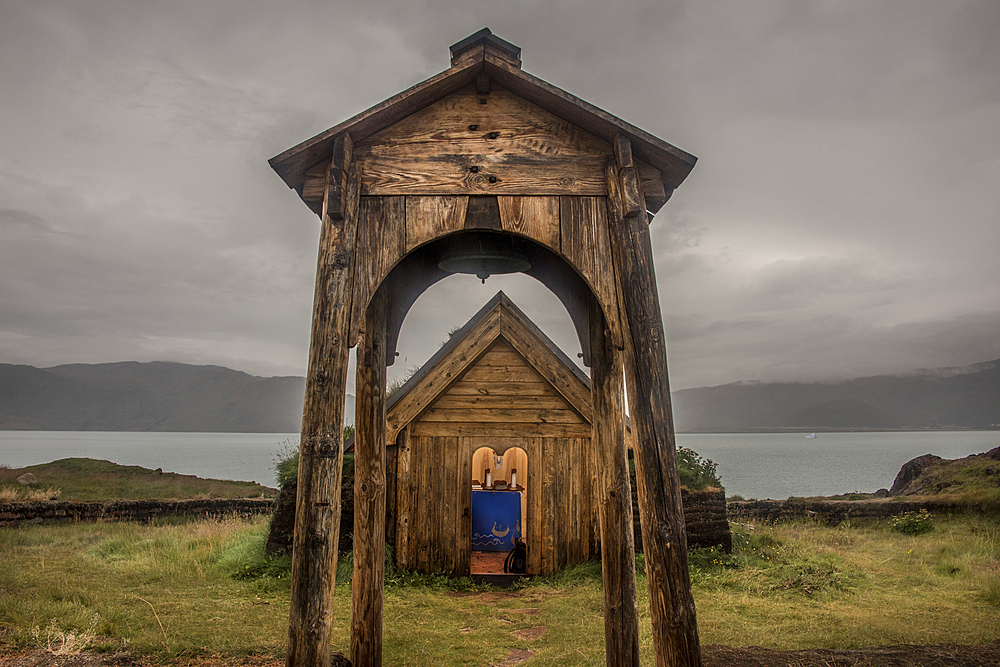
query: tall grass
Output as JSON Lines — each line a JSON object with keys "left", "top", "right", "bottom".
{"left": 0, "top": 514, "right": 997, "bottom": 663}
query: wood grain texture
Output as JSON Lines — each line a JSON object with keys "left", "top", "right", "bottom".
{"left": 456, "top": 437, "right": 473, "bottom": 574}
{"left": 351, "top": 289, "right": 388, "bottom": 667}
{"left": 499, "top": 308, "right": 592, "bottom": 420}
{"left": 350, "top": 197, "right": 406, "bottom": 346}
{"left": 394, "top": 429, "right": 412, "bottom": 571}
{"left": 270, "top": 61, "right": 481, "bottom": 190}
{"left": 300, "top": 162, "right": 327, "bottom": 216}
{"left": 326, "top": 133, "right": 354, "bottom": 220}
{"left": 409, "top": 421, "right": 591, "bottom": 438}
{"left": 354, "top": 85, "right": 611, "bottom": 196}
{"left": 287, "top": 163, "right": 360, "bottom": 667}
{"left": 386, "top": 306, "right": 499, "bottom": 443}
{"left": 405, "top": 196, "right": 468, "bottom": 251}
{"left": 559, "top": 196, "right": 623, "bottom": 349}
{"left": 606, "top": 157, "right": 702, "bottom": 667}
{"left": 498, "top": 196, "right": 560, "bottom": 250}
{"left": 526, "top": 436, "right": 543, "bottom": 575}
{"left": 636, "top": 160, "right": 669, "bottom": 215}
{"left": 591, "top": 298, "right": 640, "bottom": 667}
{"left": 481, "top": 54, "right": 696, "bottom": 189}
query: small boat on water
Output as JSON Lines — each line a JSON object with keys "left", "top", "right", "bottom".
{"left": 805, "top": 433, "right": 817, "bottom": 439}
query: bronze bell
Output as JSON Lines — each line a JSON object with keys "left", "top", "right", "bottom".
{"left": 438, "top": 233, "right": 531, "bottom": 283}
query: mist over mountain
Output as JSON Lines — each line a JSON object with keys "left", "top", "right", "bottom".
{"left": 0, "top": 361, "right": 355, "bottom": 433}
{"left": 672, "top": 359, "right": 999, "bottom": 432}
{"left": 0, "top": 359, "right": 993, "bottom": 433}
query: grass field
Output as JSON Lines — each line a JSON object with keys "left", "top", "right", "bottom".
{"left": 0, "top": 511, "right": 997, "bottom": 665}
{"left": 0, "top": 459, "right": 276, "bottom": 502}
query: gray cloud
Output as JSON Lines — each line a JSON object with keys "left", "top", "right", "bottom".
{"left": 1, "top": 0, "right": 997, "bottom": 393}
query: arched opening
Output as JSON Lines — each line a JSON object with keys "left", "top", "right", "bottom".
{"left": 470, "top": 445, "right": 528, "bottom": 575}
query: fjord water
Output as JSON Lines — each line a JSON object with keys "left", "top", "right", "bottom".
{"left": 1, "top": 430, "right": 997, "bottom": 500}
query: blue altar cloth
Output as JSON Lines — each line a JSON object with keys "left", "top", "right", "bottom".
{"left": 471, "top": 489, "right": 522, "bottom": 551}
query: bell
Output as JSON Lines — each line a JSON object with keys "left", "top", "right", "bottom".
{"left": 438, "top": 234, "right": 531, "bottom": 283}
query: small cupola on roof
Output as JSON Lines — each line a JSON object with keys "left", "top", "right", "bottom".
{"left": 448, "top": 27, "right": 522, "bottom": 68}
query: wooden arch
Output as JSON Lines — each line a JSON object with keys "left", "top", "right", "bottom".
{"left": 271, "top": 29, "right": 702, "bottom": 667}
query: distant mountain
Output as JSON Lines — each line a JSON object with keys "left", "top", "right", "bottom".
{"left": 2, "top": 357, "right": 994, "bottom": 433}
{"left": 672, "top": 359, "right": 999, "bottom": 431}
{"left": 0, "top": 361, "right": 356, "bottom": 432}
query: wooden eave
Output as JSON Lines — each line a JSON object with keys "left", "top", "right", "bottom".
{"left": 269, "top": 37, "right": 696, "bottom": 196}
{"left": 344, "top": 291, "right": 593, "bottom": 452}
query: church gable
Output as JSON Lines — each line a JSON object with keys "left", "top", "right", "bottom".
{"left": 417, "top": 339, "right": 585, "bottom": 425}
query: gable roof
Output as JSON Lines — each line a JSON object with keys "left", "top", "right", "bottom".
{"left": 269, "top": 28, "right": 696, "bottom": 198}
{"left": 345, "top": 291, "right": 593, "bottom": 452}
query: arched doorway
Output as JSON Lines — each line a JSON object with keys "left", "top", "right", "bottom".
{"left": 470, "top": 446, "right": 528, "bottom": 574}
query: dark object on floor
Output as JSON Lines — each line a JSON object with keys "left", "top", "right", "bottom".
{"left": 504, "top": 538, "right": 527, "bottom": 574}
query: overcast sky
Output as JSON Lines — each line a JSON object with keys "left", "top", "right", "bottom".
{"left": 1, "top": 0, "right": 997, "bottom": 392}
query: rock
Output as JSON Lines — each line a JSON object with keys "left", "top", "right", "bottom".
{"left": 16, "top": 473, "right": 37, "bottom": 486}
{"left": 873, "top": 488, "right": 890, "bottom": 498}
{"left": 331, "top": 652, "right": 352, "bottom": 667}
{"left": 985, "top": 446, "right": 1000, "bottom": 461}
{"left": 888, "top": 454, "right": 942, "bottom": 496}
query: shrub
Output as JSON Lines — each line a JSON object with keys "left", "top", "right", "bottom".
{"left": 888, "top": 509, "right": 934, "bottom": 535}
{"left": 677, "top": 447, "right": 722, "bottom": 490}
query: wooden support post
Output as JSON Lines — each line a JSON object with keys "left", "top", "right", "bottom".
{"left": 287, "top": 163, "right": 361, "bottom": 667}
{"left": 352, "top": 287, "right": 389, "bottom": 667}
{"left": 590, "top": 298, "right": 640, "bottom": 667}
{"left": 606, "top": 139, "right": 702, "bottom": 667}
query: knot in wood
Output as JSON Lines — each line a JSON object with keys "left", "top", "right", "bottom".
{"left": 313, "top": 369, "right": 328, "bottom": 387}
{"left": 331, "top": 250, "right": 350, "bottom": 269}
{"left": 468, "top": 124, "right": 479, "bottom": 131}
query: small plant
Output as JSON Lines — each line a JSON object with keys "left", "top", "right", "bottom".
{"left": 888, "top": 509, "right": 934, "bottom": 535}
{"left": 30, "top": 614, "right": 101, "bottom": 655}
{"left": 677, "top": 447, "right": 722, "bottom": 491}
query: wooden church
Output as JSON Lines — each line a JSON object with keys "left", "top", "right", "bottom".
{"left": 357, "top": 291, "right": 599, "bottom": 576}
{"left": 344, "top": 291, "right": 730, "bottom": 577}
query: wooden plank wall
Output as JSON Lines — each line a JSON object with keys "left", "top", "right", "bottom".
{"left": 393, "top": 433, "right": 597, "bottom": 575}
{"left": 391, "top": 341, "right": 598, "bottom": 575}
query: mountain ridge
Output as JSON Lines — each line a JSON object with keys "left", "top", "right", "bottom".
{"left": 0, "top": 361, "right": 355, "bottom": 433}
{"left": 1, "top": 359, "right": 994, "bottom": 432}
{"left": 672, "top": 358, "right": 998, "bottom": 431}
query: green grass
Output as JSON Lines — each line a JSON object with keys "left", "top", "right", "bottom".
{"left": 0, "top": 458, "right": 276, "bottom": 502}
{"left": 0, "top": 514, "right": 997, "bottom": 663}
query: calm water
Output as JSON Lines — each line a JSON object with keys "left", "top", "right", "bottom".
{"left": 2, "top": 430, "right": 998, "bottom": 499}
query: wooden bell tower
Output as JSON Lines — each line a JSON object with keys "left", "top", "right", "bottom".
{"left": 269, "top": 28, "right": 701, "bottom": 667}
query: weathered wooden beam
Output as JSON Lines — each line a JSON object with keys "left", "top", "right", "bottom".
{"left": 614, "top": 136, "right": 642, "bottom": 217}
{"left": 590, "top": 298, "right": 640, "bottom": 667}
{"left": 300, "top": 163, "right": 327, "bottom": 216}
{"left": 636, "top": 160, "right": 669, "bottom": 215}
{"left": 326, "top": 133, "right": 354, "bottom": 220}
{"left": 605, "top": 149, "right": 702, "bottom": 667}
{"left": 352, "top": 287, "right": 388, "bottom": 667}
{"left": 286, "top": 161, "right": 361, "bottom": 667}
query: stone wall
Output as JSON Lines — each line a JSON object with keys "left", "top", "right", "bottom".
{"left": 727, "top": 498, "right": 971, "bottom": 524}
{"left": 0, "top": 498, "right": 274, "bottom": 527}
{"left": 629, "top": 469, "right": 732, "bottom": 553}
